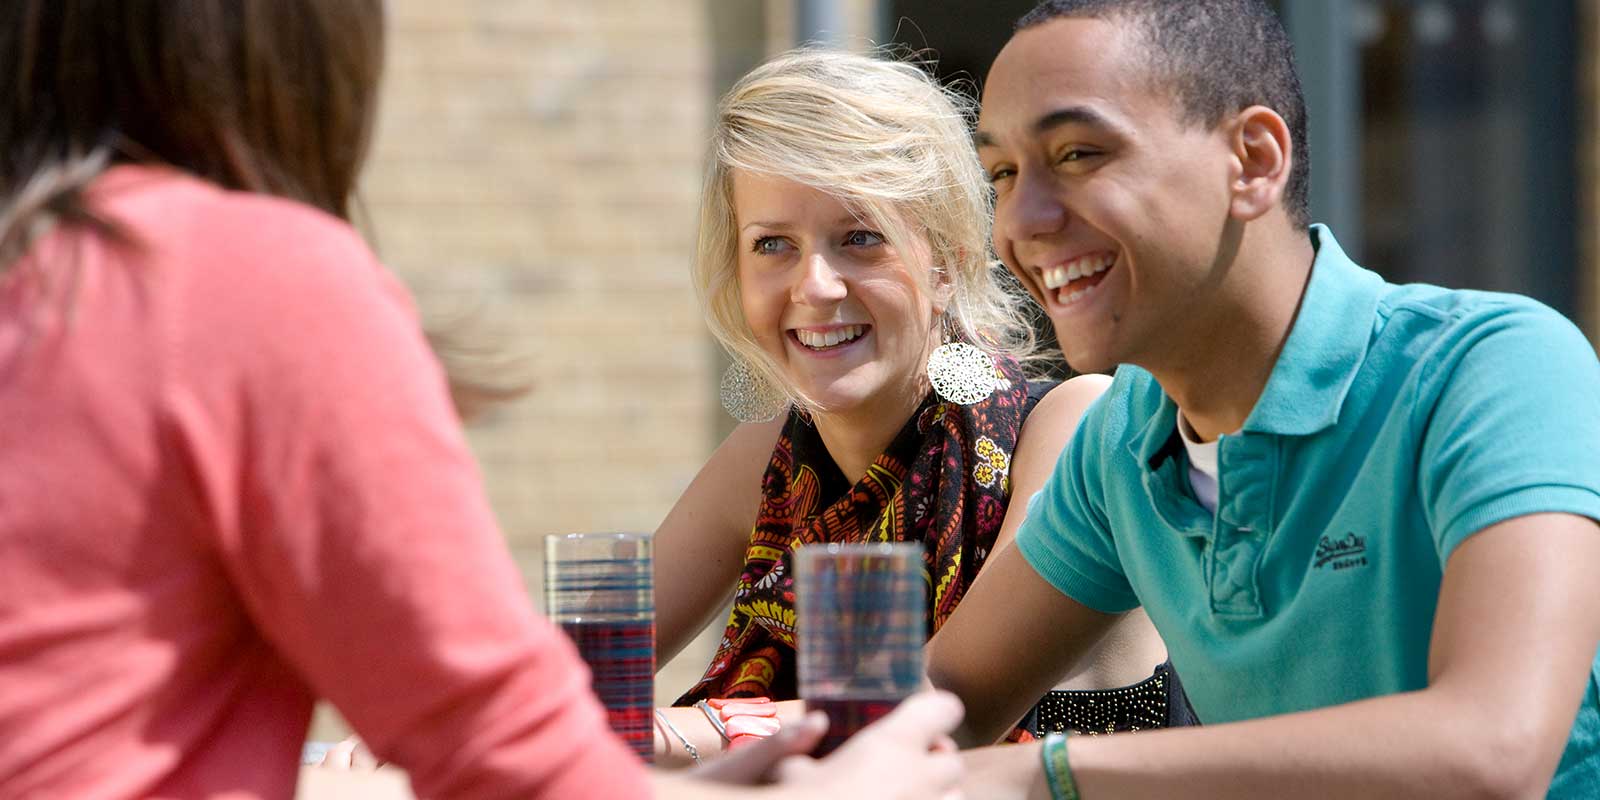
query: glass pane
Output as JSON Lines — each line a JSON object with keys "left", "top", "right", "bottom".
{"left": 1354, "top": 0, "right": 1579, "bottom": 315}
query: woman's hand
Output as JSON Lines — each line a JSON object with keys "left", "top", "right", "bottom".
{"left": 312, "top": 735, "right": 383, "bottom": 770}
{"left": 319, "top": 691, "right": 966, "bottom": 799}
{"left": 661, "top": 690, "right": 966, "bottom": 800}
{"left": 779, "top": 691, "right": 965, "bottom": 800}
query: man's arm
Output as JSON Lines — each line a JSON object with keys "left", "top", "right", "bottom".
{"left": 955, "top": 512, "right": 1600, "bottom": 799}
{"left": 926, "top": 541, "right": 1126, "bottom": 747}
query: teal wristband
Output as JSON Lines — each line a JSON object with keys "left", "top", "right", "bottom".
{"left": 1040, "top": 733, "right": 1080, "bottom": 800}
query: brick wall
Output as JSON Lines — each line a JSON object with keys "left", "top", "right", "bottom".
{"left": 362, "top": 1, "right": 714, "bottom": 578}
{"left": 308, "top": 0, "right": 722, "bottom": 744}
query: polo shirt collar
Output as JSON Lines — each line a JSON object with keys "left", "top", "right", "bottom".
{"left": 1130, "top": 225, "right": 1383, "bottom": 467}
{"left": 1243, "top": 225, "right": 1383, "bottom": 436}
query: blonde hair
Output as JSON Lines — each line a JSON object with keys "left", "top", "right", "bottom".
{"left": 693, "top": 47, "right": 1039, "bottom": 409}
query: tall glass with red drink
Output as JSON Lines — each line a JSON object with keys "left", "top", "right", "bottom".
{"left": 544, "top": 532, "right": 655, "bottom": 762}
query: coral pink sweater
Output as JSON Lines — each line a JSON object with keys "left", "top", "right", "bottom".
{"left": 0, "top": 166, "right": 650, "bottom": 799}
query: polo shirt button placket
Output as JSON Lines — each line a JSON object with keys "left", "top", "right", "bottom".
{"left": 1210, "top": 435, "right": 1275, "bottom": 618}
{"left": 1209, "top": 534, "right": 1263, "bottom": 616}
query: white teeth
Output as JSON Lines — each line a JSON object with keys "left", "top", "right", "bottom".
{"left": 1056, "top": 279, "right": 1104, "bottom": 307}
{"left": 1040, "top": 253, "right": 1114, "bottom": 290}
{"left": 796, "top": 324, "right": 864, "bottom": 349}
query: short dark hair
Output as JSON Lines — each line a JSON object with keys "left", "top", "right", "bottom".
{"left": 1017, "top": 0, "right": 1310, "bottom": 228}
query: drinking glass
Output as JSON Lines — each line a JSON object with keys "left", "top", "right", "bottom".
{"left": 795, "top": 542, "right": 925, "bottom": 756}
{"left": 544, "top": 532, "right": 655, "bottom": 762}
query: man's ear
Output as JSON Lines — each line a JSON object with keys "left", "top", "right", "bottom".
{"left": 1226, "top": 105, "right": 1293, "bottom": 222}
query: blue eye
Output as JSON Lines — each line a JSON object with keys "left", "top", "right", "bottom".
{"left": 844, "top": 230, "right": 885, "bottom": 248}
{"left": 751, "top": 236, "right": 790, "bottom": 255}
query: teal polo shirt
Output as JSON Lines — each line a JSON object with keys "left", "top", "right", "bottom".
{"left": 1016, "top": 225, "right": 1600, "bottom": 795}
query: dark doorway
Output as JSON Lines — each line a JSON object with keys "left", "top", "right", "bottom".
{"left": 1352, "top": 1, "right": 1579, "bottom": 316}
{"left": 884, "top": 2, "right": 1040, "bottom": 97}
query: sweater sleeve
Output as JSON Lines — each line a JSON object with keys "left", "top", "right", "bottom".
{"left": 159, "top": 198, "right": 650, "bottom": 799}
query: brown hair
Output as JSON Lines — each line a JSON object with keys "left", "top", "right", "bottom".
{"left": 0, "top": 0, "right": 527, "bottom": 416}
{"left": 0, "top": 0, "right": 385, "bottom": 266}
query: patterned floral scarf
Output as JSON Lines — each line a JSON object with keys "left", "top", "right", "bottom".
{"left": 677, "top": 356, "right": 1041, "bottom": 703}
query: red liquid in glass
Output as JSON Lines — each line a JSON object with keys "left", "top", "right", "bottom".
{"left": 562, "top": 619, "right": 655, "bottom": 762}
{"left": 805, "top": 696, "right": 900, "bottom": 756}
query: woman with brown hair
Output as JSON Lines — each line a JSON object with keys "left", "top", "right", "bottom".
{"left": 0, "top": 2, "right": 964, "bottom": 798}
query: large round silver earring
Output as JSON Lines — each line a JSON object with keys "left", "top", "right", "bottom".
{"left": 719, "top": 359, "right": 788, "bottom": 423}
{"left": 926, "top": 321, "right": 996, "bottom": 406}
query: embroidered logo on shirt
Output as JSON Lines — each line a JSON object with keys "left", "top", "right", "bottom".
{"left": 1314, "top": 533, "right": 1369, "bottom": 571}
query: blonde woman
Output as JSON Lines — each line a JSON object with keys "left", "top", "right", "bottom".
{"left": 651, "top": 48, "right": 1190, "bottom": 764}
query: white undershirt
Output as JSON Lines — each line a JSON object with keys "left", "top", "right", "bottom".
{"left": 1177, "top": 414, "right": 1221, "bottom": 514}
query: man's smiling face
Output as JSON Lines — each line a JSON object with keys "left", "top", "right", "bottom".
{"left": 978, "top": 16, "right": 1240, "bottom": 373}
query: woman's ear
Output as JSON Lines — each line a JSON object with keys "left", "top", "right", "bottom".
{"left": 929, "top": 267, "right": 956, "bottom": 317}
{"left": 930, "top": 247, "right": 962, "bottom": 315}
{"left": 1226, "top": 105, "right": 1293, "bottom": 222}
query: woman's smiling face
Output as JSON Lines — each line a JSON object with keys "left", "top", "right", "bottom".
{"left": 732, "top": 169, "right": 942, "bottom": 415}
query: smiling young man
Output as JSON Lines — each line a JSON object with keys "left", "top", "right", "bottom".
{"left": 926, "top": 1, "right": 1600, "bottom": 797}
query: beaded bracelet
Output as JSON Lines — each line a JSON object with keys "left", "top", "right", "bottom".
{"left": 654, "top": 709, "right": 702, "bottom": 765}
{"left": 1041, "top": 733, "right": 1081, "bottom": 800}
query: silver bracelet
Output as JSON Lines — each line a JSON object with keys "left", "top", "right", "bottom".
{"left": 692, "top": 699, "right": 730, "bottom": 741}
{"left": 655, "top": 709, "right": 703, "bottom": 765}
